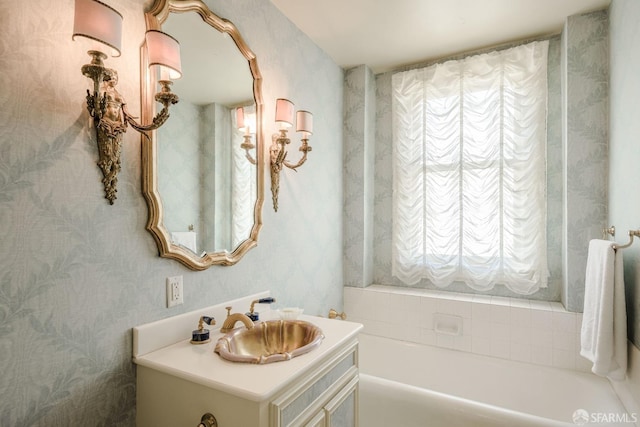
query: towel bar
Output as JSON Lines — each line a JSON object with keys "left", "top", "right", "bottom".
{"left": 604, "top": 226, "right": 640, "bottom": 250}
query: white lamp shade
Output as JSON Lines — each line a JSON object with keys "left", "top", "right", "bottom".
{"left": 72, "top": 0, "right": 123, "bottom": 57}
{"left": 296, "top": 110, "right": 313, "bottom": 135}
{"left": 275, "top": 98, "right": 294, "bottom": 128}
{"left": 236, "top": 107, "right": 245, "bottom": 130}
{"left": 146, "top": 30, "right": 182, "bottom": 80}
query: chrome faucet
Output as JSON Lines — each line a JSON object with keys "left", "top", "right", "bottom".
{"left": 220, "top": 306, "right": 255, "bottom": 333}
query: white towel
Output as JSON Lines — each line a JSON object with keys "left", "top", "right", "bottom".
{"left": 171, "top": 231, "right": 197, "bottom": 253}
{"left": 580, "top": 239, "right": 627, "bottom": 381}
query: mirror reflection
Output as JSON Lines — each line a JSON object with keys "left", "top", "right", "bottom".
{"left": 158, "top": 11, "right": 255, "bottom": 255}
{"left": 142, "top": 0, "right": 264, "bottom": 269}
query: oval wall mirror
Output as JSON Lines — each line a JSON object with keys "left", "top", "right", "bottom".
{"left": 141, "top": 0, "right": 263, "bottom": 269}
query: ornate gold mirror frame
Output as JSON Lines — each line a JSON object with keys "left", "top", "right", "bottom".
{"left": 141, "top": 0, "right": 264, "bottom": 269}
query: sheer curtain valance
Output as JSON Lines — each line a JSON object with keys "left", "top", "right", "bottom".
{"left": 391, "top": 40, "right": 549, "bottom": 295}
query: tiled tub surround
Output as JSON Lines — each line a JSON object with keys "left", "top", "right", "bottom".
{"left": 344, "top": 285, "right": 588, "bottom": 372}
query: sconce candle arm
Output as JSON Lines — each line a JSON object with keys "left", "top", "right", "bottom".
{"left": 272, "top": 131, "right": 312, "bottom": 172}
{"left": 122, "top": 104, "right": 169, "bottom": 133}
{"left": 122, "top": 80, "right": 179, "bottom": 133}
{"left": 282, "top": 138, "right": 312, "bottom": 171}
{"left": 240, "top": 134, "right": 257, "bottom": 165}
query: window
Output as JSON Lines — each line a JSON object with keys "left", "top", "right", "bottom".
{"left": 391, "top": 41, "right": 549, "bottom": 295}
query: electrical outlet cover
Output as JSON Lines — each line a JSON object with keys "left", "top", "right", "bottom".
{"left": 166, "top": 276, "right": 183, "bottom": 307}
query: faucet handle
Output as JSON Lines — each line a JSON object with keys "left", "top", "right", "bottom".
{"left": 190, "top": 315, "right": 215, "bottom": 345}
{"left": 247, "top": 297, "right": 276, "bottom": 321}
{"left": 225, "top": 306, "right": 232, "bottom": 318}
{"left": 249, "top": 297, "right": 276, "bottom": 313}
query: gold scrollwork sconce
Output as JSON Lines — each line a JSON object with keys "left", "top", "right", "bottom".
{"left": 73, "top": 0, "right": 182, "bottom": 204}
{"left": 269, "top": 98, "right": 313, "bottom": 212}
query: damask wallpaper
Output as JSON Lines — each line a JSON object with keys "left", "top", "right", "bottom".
{"left": 0, "top": 0, "right": 344, "bottom": 425}
{"left": 158, "top": 99, "right": 202, "bottom": 235}
{"left": 343, "top": 65, "right": 375, "bottom": 288}
{"left": 562, "top": 9, "right": 610, "bottom": 313}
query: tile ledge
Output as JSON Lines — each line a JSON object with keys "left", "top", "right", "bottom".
{"left": 357, "top": 284, "right": 572, "bottom": 313}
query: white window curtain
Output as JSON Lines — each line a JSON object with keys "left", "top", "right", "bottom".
{"left": 231, "top": 106, "right": 257, "bottom": 249}
{"left": 391, "top": 40, "right": 549, "bottom": 295}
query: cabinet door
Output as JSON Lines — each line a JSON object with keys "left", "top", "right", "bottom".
{"left": 324, "top": 377, "right": 358, "bottom": 427}
{"left": 270, "top": 342, "right": 358, "bottom": 427}
{"left": 303, "top": 411, "right": 326, "bottom": 427}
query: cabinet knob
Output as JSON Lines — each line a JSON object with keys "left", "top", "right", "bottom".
{"left": 197, "top": 412, "right": 218, "bottom": 427}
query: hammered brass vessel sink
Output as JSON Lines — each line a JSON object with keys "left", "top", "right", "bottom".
{"left": 215, "top": 320, "right": 324, "bottom": 364}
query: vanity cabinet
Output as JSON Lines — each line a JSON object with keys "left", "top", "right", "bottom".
{"left": 134, "top": 310, "right": 362, "bottom": 427}
{"left": 136, "top": 339, "right": 358, "bottom": 427}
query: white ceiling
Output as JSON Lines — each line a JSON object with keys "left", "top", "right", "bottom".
{"left": 270, "top": 0, "right": 611, "bottom": 73}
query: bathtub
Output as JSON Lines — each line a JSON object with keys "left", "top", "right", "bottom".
{"left": 358, "top": 334, "right": 634, "bottom": 427}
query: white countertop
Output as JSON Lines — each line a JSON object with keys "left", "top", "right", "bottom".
{"left": 133, "top": 314, "right": 362, "bottom": 402}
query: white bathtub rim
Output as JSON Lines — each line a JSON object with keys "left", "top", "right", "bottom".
{"left": 359, "top": 373, "right": 571, "bottom": 427}
{"left": 358, "top": 333, "right": 631, "bottom": 425}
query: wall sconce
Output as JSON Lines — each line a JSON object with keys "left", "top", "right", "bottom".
{"left": 236, "top": 106, "right": 257, "bottom": 165}
{"left": 73, "top": 0, "right": 182, "bottom": 204}
{"left": 270, "top": 98, "right": 313, "bottom": 212}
